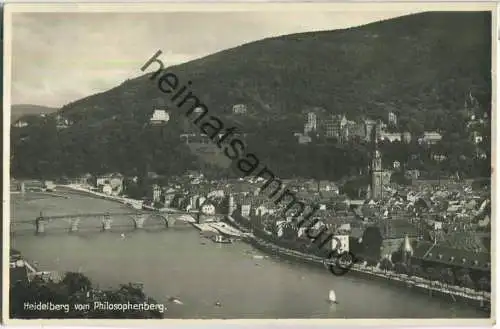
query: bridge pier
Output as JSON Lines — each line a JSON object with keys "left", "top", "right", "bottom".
{"left": 133, "top": 213, "right": 170, "bottom": 229}
{"left": 35, "top": 218, "right": 45, "bottom": 234}
{"left": 102, "top": 215, "right": 112, "bottom": 231}
{"left": 134, "top": 214, "right": 147, "bottom": 229}
{"left": 70, "top": 218, "right": 80, "bottom": 232}
{"left": 164, "top": 214, "right": 173, "bottom": 227}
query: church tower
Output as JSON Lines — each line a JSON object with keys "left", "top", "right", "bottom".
{"left": 464, "top": 90, "right": 480, "bottom": 117}
{"left": 371, "top": 145, "right": 384, "bottom": 200}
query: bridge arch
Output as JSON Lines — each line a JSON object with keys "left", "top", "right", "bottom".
{"left": 23, "top": 211, "right": 197, "bottom": 235}
{"left": 133, "top": 213, "right": 170, "bottom": 229}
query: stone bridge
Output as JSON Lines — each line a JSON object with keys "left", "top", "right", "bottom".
{"left": 17, "top": 210, "right": 201, "bottom": 234}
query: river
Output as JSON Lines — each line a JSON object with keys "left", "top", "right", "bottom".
{"left": 9, "top": 190, "right": 488, "bottom": 319}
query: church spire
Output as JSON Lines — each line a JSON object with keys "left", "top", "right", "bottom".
{"left": 403, "top": 234, "right": 413, "bottom": 254}
{"left": 402, "top": 234, "right": 413, "bottom": 264}
{"left": 370, "top": 120, "right": 384, "bottom": 200}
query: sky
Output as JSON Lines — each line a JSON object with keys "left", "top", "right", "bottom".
{"left": 11, "top": 10, "right": 417, "bottom": 108}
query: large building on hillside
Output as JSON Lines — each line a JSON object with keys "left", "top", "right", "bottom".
{"left": 388, "top": 111, "right": 398, "bottom": 126}
{"left": 150, "top": 109, "right": 170, "bottom": 124}
{"left": 304, "top": 112, "right": 317, "bottom": 134}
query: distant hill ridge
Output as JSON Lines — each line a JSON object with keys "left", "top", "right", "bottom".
{"left": 11, "top": 104, "right": 59, "bottom": 122}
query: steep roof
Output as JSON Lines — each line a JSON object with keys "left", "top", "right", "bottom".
{"left": 379, "top": 219, "right": 419, "bottom": 239}
{"left": 441, "top": 231, "right": 490, "bottom": 253}
{"left": 412, "top": 241, "right": 490, "bottom": 271}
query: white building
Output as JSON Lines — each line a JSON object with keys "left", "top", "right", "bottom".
{"left": 388, "top": 111, "right": 397, "bottom": 126}
{"left": 307, "top": 112, "right": 317, "bottom": 131}
{"left": 332, "top": 235, "right": 350, "bottom": 253}
{"left": 56, "top": 114, "right": 73, "bottom": 129}
{"left": 194, "top": 107, "right": 205, "bottom": 114}
{"left": 13, "top": 120, "right": 28, "bottom": 128}
{"left": 379, "top": 132, "right": 402, "bottom": 142}
{"left": 152, "top": 184, "right": 162, "bottom": 202}
{"left": 420, "top": 131, "right": 443, "bottom": 145}
{"left": 402, "top": 132, "right": 412, "bottom": 143}
{"left": 276, "top": 221, "right": 286, "bottom": 237}
{"left": 43, "top": 181, "right": 56, "bottom": 192}
{"left": 207, "top": 190, "right": 225, "bottom": 198}
{"left": 97, "top": 173, "right": 124, "bottom": 195}
{"left": 150, "top": 110, "right": 170, "bottom": 124}
{"left": 472, "top": 131, "right": 483, "bottom": 144}
{"left": 232, "top": 104, "right": 247, "bottom": 114}
{"left": 201, "top": 203, "right": 216, "bottom": 215}
{"left": 241, "top": 204, "right": 251, "bottom": 217}
{"left": 96, "top": 177, "right": 107, "bottom": 186}
{"left": 228, "top": 195, "right": 236, "bottom": 215}
{"left": 255, "top": 205, "right": 269, "bottom": 217}
{"left": 102, "top": 185, "right": 112, "bottom": 195}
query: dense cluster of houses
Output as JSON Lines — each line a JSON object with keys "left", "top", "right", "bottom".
{"left": 37, "top": 164, "right": 487, "bottom": 292}
{"left": 125, "top": 171, "right": 490, "bottom": 280}
{"left": 76, "top": 172, "right": 124, "bottom": 196}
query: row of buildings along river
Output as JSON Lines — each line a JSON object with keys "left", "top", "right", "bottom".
{"left": 9, "top": 150, "right": 491, "bottom": 317}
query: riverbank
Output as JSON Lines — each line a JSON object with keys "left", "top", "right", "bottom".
{"left": 10, "top": 253, "right": 63, "bottom": 284}
{"left": 59, "top": 184, "right": 183, "bottom": 214}
{"left": 11, "top": 190, "right": 70, "bottom": 199}
{"left": 57, "top": 184, "right": 141, "bottom": 207}
{"left": 225, "top": 216, "right": 491, "bottom": 312}
{"left": 11, "top": 190, "right": 489, "bottom": 318}
{"left": 192, "top": 222, "right": 246, "bottom": 237}
{"left": 247, "top": 235, "right": 490, "bottom": 311}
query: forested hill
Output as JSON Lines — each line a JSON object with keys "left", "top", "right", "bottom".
{"left": 11, "top": 12, "right": 492, "bottom": 179}
{"left": 59, "top": 11, "right": 491, "bottom": 130}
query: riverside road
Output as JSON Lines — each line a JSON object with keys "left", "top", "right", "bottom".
{"left": 10, "top": 190, "right": 486, "bottom": 318}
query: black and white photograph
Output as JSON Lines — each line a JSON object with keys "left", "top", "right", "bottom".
{"left": 3, "top": 2, "right": 495, "bottom": 322}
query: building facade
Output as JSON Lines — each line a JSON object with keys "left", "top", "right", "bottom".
{"left": 150, "top": 109, "right": 170, "bottom": 124}
{"left": 388, "top": 111, "right": 398, "bottom": 126}
{"left": 332, "top": 235, "right": 350, "bottom": 253}
{"left": 232, "top": 104, "right": 247, "bottom": 114}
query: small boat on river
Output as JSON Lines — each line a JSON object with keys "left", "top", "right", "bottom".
{"left": 212, "top": 235, "right": 232, "bottom": 244}
{"left": 328, "top": 289, "right": 338, "bottom": 304}
{"left": 167, "top": 297, "right": 184, "bottom": 305}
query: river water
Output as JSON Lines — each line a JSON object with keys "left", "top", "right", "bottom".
{"left": 10, "top": 191, "right": 487, "bottom": 319}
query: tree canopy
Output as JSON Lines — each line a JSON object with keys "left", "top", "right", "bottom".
{"left": 10, "top": 272, "right": 164, "bottom": 319}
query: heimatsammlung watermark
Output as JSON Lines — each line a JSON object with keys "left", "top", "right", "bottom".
{"left": 140, "top": 50, "right": 357, "bottom": 276}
